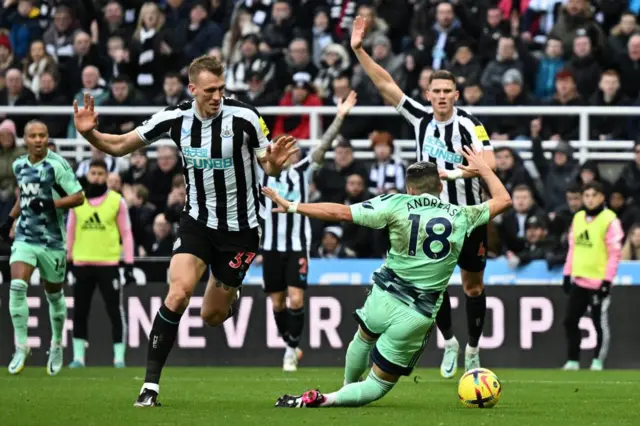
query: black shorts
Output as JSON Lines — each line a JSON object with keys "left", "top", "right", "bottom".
{"left": 173, "top": 214, "right": 260, "bottom": 288}
{"left": 457, "top": 224, "right": 488, "bottom": 273}
{"left": 262, "top": 251, "right": 308, "bottom": 293}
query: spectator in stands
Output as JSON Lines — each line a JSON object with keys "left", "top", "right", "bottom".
{"left": 174, "top": 1, "right": 223, "bottom": 68}
{"left": 520, "top": 0, "right": 564, "bottom": 51}
{"left": 447, "top": 43, "right": 482, "bottom": 88}
{"left": 1, "top": 0, "right": 43, "bottom": 60}
{"left": 312, "top": 226, "right": 354, "bottom": 259}
{"left": 123, "top": 183, "right": 156, "bottom": 255}
{"left": 0, "top": 119, "right": 24, "bottom": 203}
{"left": 103, "top": 35, "right": 133, "bottom": 82}
{"left": 353, "top": 34, "right": 405, "bottom": 105}
{"left": 566, "top": 34, "right": 602, "bottom": 99}
{"left": 368, "top": 131, "right": 405, "bottom": 195}
{"left": 96, "top": 1, "right": 134, "bottom": 49}
{"left": 262, "top": 0, "right": 295, "bottom": 51}
{"left": 62, "top": 30, "right": 105, "bottom": 96}
{"left": 341, "top": 173, "right": 377, "bottom": 258}
{"left": 0, "top": 68, "right": 36, "bottom": 136}
{"left": 147, "top": 145, "right": 181, "bottom": 211}
{"left": 456, "top": 4, "right": 509, "bottom": 66}
{"left": 548, "top": 182, "right": 584, "bottom": 252}
{"left": 608, "top": 187, "right": 640, "bottom": 234}
{"left": 411, "top": 66, "right": 432, "bottom": 106}
{"left": 107, "top": 172, "right": 122, "bottom": 193}
{"left": 226, "top": 33, "right": 268, "bottom": 94}
{"left": 617, "top": 33, "right": 640, "bottom": 100}
{"left": 608, "top": 11, "right": 639, "bottom": 59}
{"left": 494, "top": 146, "right": 542, "bottom": 204}
{"left": 100, "top": 76, "right": 147, "bottom": 135}
{"left": 286, "top": 37, "right": 318, "bottom": 80}
{"left": 22, "top": 40, "right": 56, "bottom": 96}
{"left": 42, "top": 6, "right": 76, "bottom": 67}
{"left": 506, "top": 214, "right": 552, "bottom": 268}
{"left": 141, "top": 213, "right": 174, "bottom": 257}
{"left": 0, "top": 32, "right": 18, "bottom": 75}
{"left": 621, "top": 224, "right": 640, "bottom": 261}
{"left": 306, "top": 7, "right": 334, "bottom": 68}
{"left": 221, "top": 8, "right": 260, "bottom": 65}
{"left": 534, "top": 37, "right": 565, "bottom": 100}
{"left": 76, "top": 146, "right": 119, "bottom": 179}
{"left": 549, "top": 0, "right": 605, "bottom": 59}
{"left": 314, "top": 136, "right": 369, "bottom": 203}
{"left": 154, "top": 72, "right": 191, "bottom": 107}
{"left": 615, "top": 139, "right": 640, "bottom": 205}
{"left": 539, "top": 69, "right": 583, "bottom": 141}
{"left": 37, "top": 70, "right": 69, "bottom": 138}
{"left": 121, "top": 149, "right": 153, "bottom": 189}
{"left": 491, "top": 69, "right": 536, "bottom": 140}
{"left": 164, "top": 174, "right": 186, "bottom": 223}
{"left": 67, "top": 65, "right": 109, "bottom": 138}
{"left": 496, "top": 184, "right": 546, "bottom": 254}
{"left": 323, "top": 73, "right": 369, "bottom": 140}
{"left": 235, "top": 67, "right": 281, "bottom": 130}
{"left": 356, "top": 2, "right": 389, "bottom": 54}
{"left": 272, "top": 72, "right": 322, "bottom": 140}
{"left": 129, "top": 2, "right": 178, "bottom": 99}
{"left": 578, "top": 160, "right": 612, "bottom": 197}
{"left": 313, "top": 43, "right": 350, "bottom": 99}
{"left": 589, "top": 70, "right": 631, "bottom": 141}
{"left": 480, "top": 36, "right": 524, "bottom": 97}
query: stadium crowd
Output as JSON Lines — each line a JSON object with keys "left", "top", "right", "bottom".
{"left": 0, "top": 0, "right": 640, "bottom": 264}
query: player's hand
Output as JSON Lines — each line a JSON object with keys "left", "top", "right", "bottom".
{"left": 266, "top": 135, "right": 299, "bottom": 169}
{"left": 563, "top": 275, "right": 572, "bottom": 294}
{"left": 0, "top": 216, "right": 14, "bottom": 240}
{"left": 261, "top": 187, "right": 289, "bottom": 213}
{"left": 337, "top": 90, "right": 358, "bottom": 119}
{"left": 457, "top": 146, "right": 490, "bottom": 177}
{"left": 73, "top": 93, "right": 99, "bottom": 135}
{"left": 123, "top": 264, "right": 136, "bottom": 286}
{"left": 29, "top": 198, "right": 55, "bottom": 214}
{"left": 350, "top": 15, "right": 366, "bottom": 50}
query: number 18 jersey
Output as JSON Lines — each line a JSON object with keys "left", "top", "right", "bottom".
{"left": 350, "top": 193, "right": 490, "bottom": 295}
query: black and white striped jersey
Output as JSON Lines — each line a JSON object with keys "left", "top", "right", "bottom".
{"left": 135, "top": 98, "right": 270, "bottom": 231}
{"left": 396, "top": 95, "right": 493, "bottom": 206}
{"left": 260, "top": 156, "right": 317, "bottom": 252}
{"left": 368, "top": 158, "right": 406, "bottom": 194}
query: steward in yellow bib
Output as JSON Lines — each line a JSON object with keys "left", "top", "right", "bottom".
{"left": 65, "top": 159, "right": 135, "bottom": 368}
{"left": 562, "top": 182, "right": 623, "bottom": 372}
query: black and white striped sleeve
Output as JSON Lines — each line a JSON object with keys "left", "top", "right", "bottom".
{"left": 135, "top": 108, "right": 182, "bottom": 145}
{"left": 244, "top": 107, "right": 271, "bottom": 159}
{"left": 395, "top": 94, "right": 429, "bottom": 126}
{"left": 459, "top": 114, "right": 492, "bottom": 151}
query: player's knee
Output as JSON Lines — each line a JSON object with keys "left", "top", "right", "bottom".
{"left": 288, "top": 294, "right": 304, "bottom": 310}
{"left": 270, "top": 293, "right": 287, "bottom": 311}
{"left": 165, "top": 287, "right": 192, "bottom": 313}
{"left": 461, "top": 276, "right": 484, "bottom": 297}
{"left": 201, "top": 308, "right": 228, "bottom": 327}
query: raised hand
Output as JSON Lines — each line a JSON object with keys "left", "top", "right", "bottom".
{"left": 261, "top": 187, "right": 289, "bottom": 213}
{"left": 73, "top": 93, "right": 99, "bottom": 135}
{"left": 337, "top": 90, "right": 358, "bottom": 119}
{"left": 458, "top": 145, "right": 490, "bottom": 177}
{"left": 265, "top": 135, "right": 299, "bottom": 169}
{"left": 350, "top": 15, "right": 366, "bottom": 50}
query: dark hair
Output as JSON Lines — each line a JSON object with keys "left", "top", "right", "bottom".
{"left": 513, "top": 184, "right": 533, "bottom": 195}
{"left": 583, "top": 181, "right": 605, "bottom": 195}
{"left": 89, "top": 159, "right": 108, "bottom": 171}
{"left": 188, "top": 55, "right": 225, "bottom": 82}
{"left": 565, "top": 182, "right": 583, "bottom": 194}
{"left": 428, "top": 70, "right": 457, "bottom": 86}
{"left": 405, "top": 161, "right": 441, "bottom": 194}
{"left": 111, "top": 75, "right": 130, "bottom": 85}
{"left": 164, "top": 72, "right": 181, "bottom": 81}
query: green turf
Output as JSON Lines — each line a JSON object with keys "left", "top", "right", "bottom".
{"left": 0, "top": 367, "right": 638, "bottom": 426}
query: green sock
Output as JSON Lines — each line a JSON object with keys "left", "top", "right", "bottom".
{"left": 9, "top": 279, "right": 29, "bottom": 347}
{"left": 344, "top": 332, "right": 375, "bottom": 385}
{"left": 113, "top": 343, "right": 125, "bottom": 364}
{"left": 328, "top": 369, "right": 395, "bottom": 407}
{"left": 45, "top": 290, "right": 67, "bottom": 345}
{"left": 72, "top": 338, "right": 87, "bottom": 363}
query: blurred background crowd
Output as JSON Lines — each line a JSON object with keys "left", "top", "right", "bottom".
{"left": 0, "top": 0, "right": 640, "bottom": 266}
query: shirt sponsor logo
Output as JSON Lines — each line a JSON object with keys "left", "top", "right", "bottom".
{"left": 183, "top": 147, "right": 234, "bottom": 169}
{"left": 422, "top": 136, "right": 463, "bottom": 164}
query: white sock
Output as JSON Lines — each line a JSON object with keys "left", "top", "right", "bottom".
{"left": 142, "top": 383, "right": 159, "bottom": 394}
{"left": 466, "top": 343, "right": 479, "bottom": 354}
{"left": 285, "top": 346, "right": 297, "bottom": 358}
{"left": 320, "top": 392, "right": 337, "bottom": 406}
{"left": 444, "top": 336, "right": 459, "bottom": 347}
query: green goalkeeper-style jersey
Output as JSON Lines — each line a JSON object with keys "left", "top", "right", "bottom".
{"left": 350, "top": 193, "right": 490, "bottom": 317}
{"left": 12, "top": 150, "right": 83, "bottom": 250}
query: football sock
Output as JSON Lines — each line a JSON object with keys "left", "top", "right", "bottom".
{"left": 72, "top": 338, "right": 87, "bottom": 363}
{"left": 144, "top": 303, "right": 182, "bottom": 385}
{"left": 113, "top": 343, "right": 126, "bottom": 364}
{"left": 45, "top": 290, "right": 67, "bottom": 345}
{"left": 436, "top": 290, "right": 454, "bottom": 340}
{"left": 323, "top": 369, "right": 395, "bottom": 407}
{"left": 273, "top": 308, "right": 290, "bottom": 344}
{"left": 466, "top": 290, "right": 486, "bottom": 348}
{"left": 344, "top": 332, "right": 374, "bottom": 385}
{"left": 9, "top": 279, "right": 29, "bottom": 347}
{"left": 287, "top": 307, "right": 304, "bottom": 349}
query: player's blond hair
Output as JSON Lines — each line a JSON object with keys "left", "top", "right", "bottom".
{"left": 188, "top": 55, "right": 225, "bottom": 83}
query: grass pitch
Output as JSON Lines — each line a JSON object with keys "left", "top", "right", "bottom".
{"left": 1, "top": 367, "right": 638, "bottom": 426}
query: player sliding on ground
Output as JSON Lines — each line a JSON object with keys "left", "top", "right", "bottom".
{"left": 263, "top": 146, "right": 512, "bottom": 408}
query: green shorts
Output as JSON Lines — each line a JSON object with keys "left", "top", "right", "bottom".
{"left": 354, "top": 285, "right": 436, "bottom": 376}
{"left": 10, "top": 241, "right": 67, "bottom": 283}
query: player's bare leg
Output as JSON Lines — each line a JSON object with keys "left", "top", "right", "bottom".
{"left": 8, "top": 262, "right": 34, "bottom": 375}
{"left": 273, "top": 287, "right": 304, "bottom": 372}
{"left": 461, "top": 268, "right": 485, "bottom": 372}
{"left": 43, "top": 280, "right": 67, "bottom": 376}
{"left": 200, "top": 274, "right": 240, "bottom": 327}
{"left": 135, "top": 253, "right": 206, "bottom": 407}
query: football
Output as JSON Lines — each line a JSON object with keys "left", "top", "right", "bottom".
{"left": 457, "top": 368, "right": 502, "bottom": 408}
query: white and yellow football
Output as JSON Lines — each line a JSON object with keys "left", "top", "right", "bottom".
{"left": 457, "top": 368, "right": 502, "bottom": 408}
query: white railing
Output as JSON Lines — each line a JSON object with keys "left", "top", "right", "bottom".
{"left": 3, "top": 105, "right": 638, "bottom": 164}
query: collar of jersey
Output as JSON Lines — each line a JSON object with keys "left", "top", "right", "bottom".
{"left": 431, "top": 107, "right": 456, "bottom": 125}
{"left": 27, "top": 149, "right": 50, "bottom": 166}
{"left": 419, "top": 192, "right": 440, "bottom": 199}
{"left": 193, "top": 98, "right": 224, "bottom": 121}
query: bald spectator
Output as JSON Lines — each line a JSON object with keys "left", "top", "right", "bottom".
{"left": 0, "top": 68, "right": 37, "bottom": 136}
{"left": 67, "top": 65, "right": 109, "bottom": 137}
{"left": 141, "top": 213, "right": 174, "bottom": 257}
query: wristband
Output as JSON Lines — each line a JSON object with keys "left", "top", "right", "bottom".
{"left": 446, "top": 169, "right": 463, "bottom": 180}
{"left": 287, "top": 202, "right": 299, "bottom": 213}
